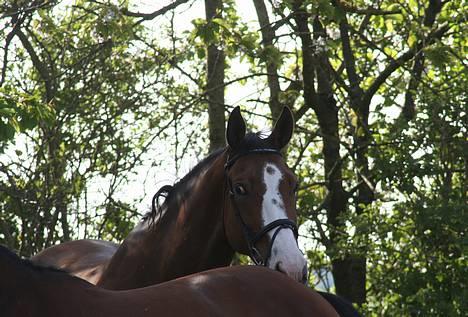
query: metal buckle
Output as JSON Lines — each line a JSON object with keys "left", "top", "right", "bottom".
{"left": 250, "top": 246, "right": 264, "bottom": 266}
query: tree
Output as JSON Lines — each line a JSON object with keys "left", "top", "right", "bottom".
{"left": 0, "top": 0, "right": 465, "bottom": 314}
{"left": 205, "top": 0, "right": 226, "bottom": 151}
{"left": 0, "top": 0, "right": 192, "bottom": 254}
{"left": 284, "top": 0, "right": 453, "bottom": 305}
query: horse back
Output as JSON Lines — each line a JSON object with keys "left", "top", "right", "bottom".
{"left": 31, "top": 239, "right": 119, "bottom": 284}
{"left": 159, "top": 265, "right": 340, "bottom": 317}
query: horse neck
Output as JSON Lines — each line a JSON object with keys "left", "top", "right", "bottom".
{"left": 99, "top": 150, "right": 234, "bottom": 289}
{"left": 0, "top": 259, "right": 91, "bottom": 316}
{"left": 0, "top": 256, "right": 33, "bottom": 292}
{"left": 0, "top": 262, "right": 34, "bottom": 316}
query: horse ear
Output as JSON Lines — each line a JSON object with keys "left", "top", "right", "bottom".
{"left": 268, "top": 106, "right": 294, "bottom": 150}
{"left": 226, "top": 106, "right": 246, "bottom": 150}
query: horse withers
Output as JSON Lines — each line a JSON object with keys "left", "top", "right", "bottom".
{"left": 2, "top": 245, "right": 338, "bottom": 317}
{"left": 33, "top": 106, "right": 307, "bottom": 288}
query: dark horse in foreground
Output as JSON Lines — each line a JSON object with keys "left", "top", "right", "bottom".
{"left": 1, "top": 245, "right": 339, "bottom": 317}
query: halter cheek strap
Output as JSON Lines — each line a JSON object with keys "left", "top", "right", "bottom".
{"left": 225, "top": 149, "right": 299, "bottom": 266}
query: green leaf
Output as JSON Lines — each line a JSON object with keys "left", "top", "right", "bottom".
{"left": 409, "top": 0, "right": 419, "bottom": 12}
{"left": 196, "top": 46, "right": 206, "bottom": 59}
{"left": 8, "top": 117, "right": 20, "bottom": 132}
{"left": 0, "top": 121, "right": 15, "bottom": 141}
{"left": 407, "top": 32, "right": 417, "bottom": 48}
{"left": 0, "top": 107, "right": 15, "bottom": 117}
{"left": 317, "top": 0, "right": 334, "bottom": 18}
{"left": 425, "top": 45, "right": 453, "bottom": 68}
{"left": 385, "top": 19, "right": 394, "bottom": 33}
{"left": 333, "top": 6, "right": 346, "bottom": 22}
{"left": 19, "top": 116, "right": 38, "bottom": 130}
{"left": 384, "top": 47, "right": 397, "bottom": 58}
{"left": 212, "top": 18, "right": 229, "bottom": 30}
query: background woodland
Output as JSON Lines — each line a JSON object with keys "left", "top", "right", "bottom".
{"left": 0, "top": 0, "right": 466, "bottom": 315}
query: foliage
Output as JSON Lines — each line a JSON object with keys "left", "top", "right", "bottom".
{"left": 0, "top": 0, "right": 465, "bottom": 314}
{"left": 0, "top": 1, "right": 194, "bottom": 254}
{"left": 0, "top": 87, "right": 55, "bottom": 146}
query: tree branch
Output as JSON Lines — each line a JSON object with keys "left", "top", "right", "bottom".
{"left": 337, "top": 10, "right": 364, "bottom": 112}
{"left": 120, "top": 0, "right": 191, "bottom": 23}
{"left": 336, "top": 1, "right": 402, "bottom": 16}
{"left": 402, "top": 0, "right": 443, "bottom": 121}
{"left": 16, "top": 28, "right": 54, "bottom": 102}
{"left": 1, "top": 16, "right": 24, "bottom": 86}
{"left": 362, "top": 23, "right": 449, "bottom": 108}
{"left": 0, "top": 1, "right": 54, "bottom": 20}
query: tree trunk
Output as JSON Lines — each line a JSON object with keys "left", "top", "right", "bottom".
{"left": 292, "top": 1, "right": 349, "bottom": 302}
{"left": 336, "top": 15, "right": 369, "bottom": 305}
{"left": 252, "top": 0, "right": 282, "bottom": 120}
{"left": 205, "top": 0, "right": 226, "bottom": 151}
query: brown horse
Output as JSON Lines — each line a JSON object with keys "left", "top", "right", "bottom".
{"left": 33, "top": 107, "right": 308, "bottom": 288}
{"left": 1, "top": 245, "right": 339, "bottom": 317}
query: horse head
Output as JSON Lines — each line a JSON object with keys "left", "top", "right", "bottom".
{"left": 223, "top": 106, "right": 308, "bottom": 284}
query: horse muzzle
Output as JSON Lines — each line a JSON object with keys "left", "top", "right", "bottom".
{"left": 267, "top": 229, "right": 308, "bottom": 284}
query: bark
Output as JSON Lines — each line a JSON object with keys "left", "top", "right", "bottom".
{"left": 402, "top": 0, "right": 443, "bottom": 121}
{"left": 252, "top": 0, "right": 282, "bottom": 120}
{"left": 16, "top": 28, "right": 54, "bottom": 102}
{"left": 337, "top": 14, "right": 369, "bottom": 305}
{"left": 205, "top": 0, "right": 226, "bottom": 151}
{"left": 292, "top": 0, "right": 349, "bottom": 301}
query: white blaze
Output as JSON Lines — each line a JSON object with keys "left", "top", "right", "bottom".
{"left": 262, "top": 163, "right": 307, "bottom": 283}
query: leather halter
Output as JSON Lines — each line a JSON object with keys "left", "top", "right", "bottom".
{"left": 224, "top": 149, "right": 299, "bottom": 266}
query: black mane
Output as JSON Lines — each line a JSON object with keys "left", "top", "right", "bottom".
{"left": 144, "top": 148, "right": 226, "bottom": 225}
{"left": 0, "top": 244, "right": 68, "bottom": 275}
{"left": 231, "top": 131, "right": 272, "bottom": 153}
{"left": 145, "top": 132, "right": 272, "bottom": 226}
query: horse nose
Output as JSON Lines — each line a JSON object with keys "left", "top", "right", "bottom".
{"left": 274, "top": 261, "right": 309, "bottom": 284}
{"left": 275, "top": 261, "right": 286, "bottom": 274}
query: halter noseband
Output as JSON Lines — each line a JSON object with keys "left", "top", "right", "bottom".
{"left": 224, "top": 149, "right": 299, "bottom": 266}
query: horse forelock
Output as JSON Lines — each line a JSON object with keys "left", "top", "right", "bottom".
{"left": 231, "top": 132, "right": 271, "bottom": 153}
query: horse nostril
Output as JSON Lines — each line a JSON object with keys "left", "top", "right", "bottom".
{"left": 275, "top": 261, "right": 286, "bottom": 274}
{"left": 302, "top": 265, "right": 308, "bottom": 285}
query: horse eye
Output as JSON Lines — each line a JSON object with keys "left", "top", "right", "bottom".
{"left": 234, "top": 184, "right": 247, "bottom": 196}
